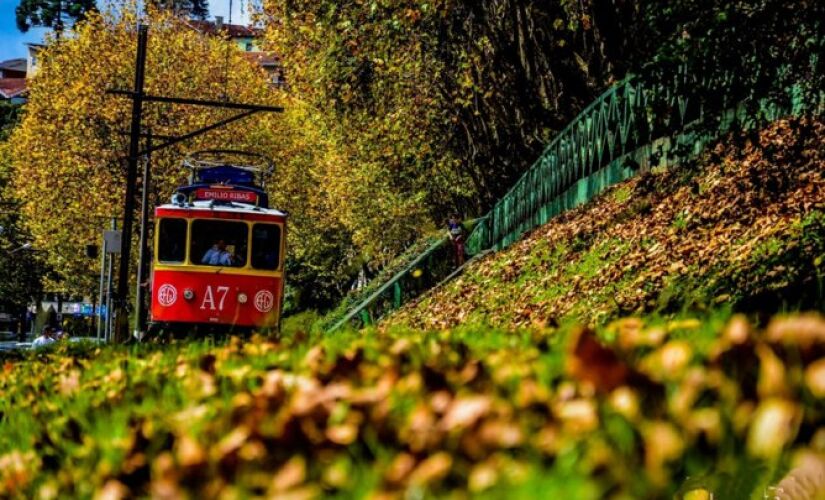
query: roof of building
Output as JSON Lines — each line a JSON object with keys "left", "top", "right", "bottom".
{"left": 186, "top": 19, "right": 262, "bottom": 38}
{"left": 0, "top": 79, "right": 27, "bottom": 99}
{"left": 241, "top": 51, "right": 280, "bottom": 67}
{"left": 0, "top": 58, "right": 27, "bottom": 73}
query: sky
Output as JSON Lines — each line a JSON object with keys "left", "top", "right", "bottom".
{"left": 0, "top": 0, "right": 250, "bottom": 62}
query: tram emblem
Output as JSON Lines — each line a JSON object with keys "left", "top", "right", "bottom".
{"left": 254, "top": 290, "right": 274, "bottom": 313}
{"left": 158, "top": 284, "right": 178, "bottom": 307}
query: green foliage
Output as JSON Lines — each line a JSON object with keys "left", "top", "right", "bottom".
{"left": 279, "top": 309, "right": 321, "bottom": 337}
{"left": 255, "top": 0, "right": 647, "bottom": 306}
{"left": 611, "top": 186, "right": 632, "bottom": 204}
{"left": 0, "top": 102, "right": 22, "bottom": 140}
{"left": 0, "top": 139, "right": 47, "bottom": 314}
{"left": 15, "top": 0, "right": 96, "bottom": 33}
{"left": 315, "top": 231, "right": 445, "bottom": 330}
{"left": 635, "top": 0, "right": 825, "bottom": 126}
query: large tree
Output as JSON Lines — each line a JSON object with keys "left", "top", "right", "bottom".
{"left": 16, "top": 0, "right": 97, "bottom": 34}
{"left": 0, "top": 113, "right": 47, "bottom": 318}
{"left": 257, "top": 0, "right": 626, "bottom": 257}
{"left": 9, "top": 5, "right": 293, "bottom": 294}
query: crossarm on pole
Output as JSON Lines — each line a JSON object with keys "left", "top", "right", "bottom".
{"left": 136, "top": 109, "right": 259, "bottom": 157}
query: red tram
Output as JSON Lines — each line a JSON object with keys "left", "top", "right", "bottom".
{"left": 149, "top": 151, "right": 286, "bottom": 335}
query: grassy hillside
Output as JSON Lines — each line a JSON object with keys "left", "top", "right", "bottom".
{"left": 2, "top": 119, "right": 825, "bottom": 499}
{"left": 387, "top": 119, "right": 825, "bottom": 330}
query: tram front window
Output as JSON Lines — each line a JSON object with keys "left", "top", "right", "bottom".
{"left": 251, "top": 224, "right": 281, "bottom": 270}
{"left": 157, "top": 218, "right": 187, "bottom": 264}
{"left": 191, "top": 220, "right": 248, "bottom": 267}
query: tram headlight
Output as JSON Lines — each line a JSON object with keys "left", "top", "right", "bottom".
{"left": 237, "top": 292, "right": 248, "bottom": 304}
{"left": 172, "top": 192, "right": 187, "bottom": 206}
{"left": 183, "top": 288, "right": 195, "bottom": 301}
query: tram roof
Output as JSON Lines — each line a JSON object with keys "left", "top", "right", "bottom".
{"left": 157, "top": 200, "right": 286, "bottom": 218}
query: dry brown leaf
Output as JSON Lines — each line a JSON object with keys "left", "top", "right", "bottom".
{"left": 408, "top": 452, "right": 452, "bottom": 486}
{"left": 747, "top": 399, "right": 801, "bottom": 458}
{"left": 468, "top": 459, "right": 500, "bottom": 492}
{"left": 271, "top": 456, "right": 307, "bottom": 492}
{"left": 384, "top": 453, "right": 416, "bottom": 485}
{"left": 642, "top": 421, "right": 685, "bottom": 485}
{"left": 770, "top": 450, "right": 825, "bottom": 499}
{"left": 757, "top": 343, "right": 790, "bottom": 398}
{"left": 326, "top": 423, "right": 358, "bottom": 445}
{"left": 439, "top": 395, "right": 491, "bottom": 431}
{"left": 214, "top": 427, "right": 250, "bottom": 460}
{"left": 767, "top": 314, "right": 825, "bottom": 350}
{"left": 805, "top": 359, "right": 825, "bottom": 398}
{"left": 555, "top": 399, "right": 599, "bottom": 434}
{"left": 566, "top": 327, "right": 631, "bottom": 393}
{"left": 478, "top": 419, "right": 524, "bottom": 448}
{"left": 608, "top": 386, "right": 640, "bottom": 421}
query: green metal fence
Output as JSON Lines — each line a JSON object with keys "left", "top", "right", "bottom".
{"left": 329, "top": 50, "right": 824, "bottom": 333}
{"left": 328, "top": 237, "right": 454, "bottom": 332}
{"left": 467, "top": 65, "right": 825, "bottom": 254}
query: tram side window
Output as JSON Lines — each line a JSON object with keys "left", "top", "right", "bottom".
{"left": 157, "top": 218, "right": 187, "bottom": 264}
{"left": 191, "top": 220, "right": 248, "bottom": 267}
{"left": 251, "top": 224, "right": 281, "bottom": 270}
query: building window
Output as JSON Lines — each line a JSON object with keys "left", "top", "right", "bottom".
{"left": 191, "top": 219, "right": 248, "bottom": 267}
{"left": 245, "top": 42, "right": 253, "bottom": 51}
{"left": 250, "top": 224, "right": 281, "bottom": 270}
{"left": 157, "top": 218, "right": 187, "bottom": 264}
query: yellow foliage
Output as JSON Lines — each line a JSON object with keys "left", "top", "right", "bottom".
{"left": 8, "top": 5, "right": 320, "bottom": 293}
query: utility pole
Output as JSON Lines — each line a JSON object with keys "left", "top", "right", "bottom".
{"left": 114, "top": 24, "right": 148, "bottom": 343}
{"left": 134, "top": 130, "right": 152, "bottom": 338}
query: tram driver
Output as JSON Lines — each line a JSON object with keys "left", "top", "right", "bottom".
{"left": 202, "top": 239, "right": 234, "bottom": 266}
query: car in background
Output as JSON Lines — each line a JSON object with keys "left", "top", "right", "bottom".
{"left": 0, "top": 330, "right": 16, "bottom": 341}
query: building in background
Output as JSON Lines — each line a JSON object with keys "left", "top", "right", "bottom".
{"left": 0, "top": 58, "right": 27, "bottom": 78}
{"left": 185, "top": 17, "right": 285, "bottom": 87}
{"left": 25, "top": 43, "right": 44, "bottom": 77}
{"left": 0, "top": 79, "right": 27, "bottom": 104}
{"left": 0, "top": 56, "right": 30, "bottom": 104}
{"left": 1, "top": 18, "right": 285, "bottom": 105}
{"left": 187, "top": 17, "right": 261, "bottom": 51}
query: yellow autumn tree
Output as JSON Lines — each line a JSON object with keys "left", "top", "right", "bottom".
{"left": 258, "top": 0, "right": 472, "bottom": 265}
{"left": 9, "top": 3, "right": 333, "bottom": 294}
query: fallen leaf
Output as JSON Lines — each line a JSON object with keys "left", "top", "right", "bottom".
{"left": 409, "top": 452, "right": 452, "bottom": 485}
{"left": 272, "top": 456, "right": 307, "bottom": 492}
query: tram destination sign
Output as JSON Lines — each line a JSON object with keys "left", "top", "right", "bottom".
{"left": 194, "top": 188, "right": 258, "bottom": 204}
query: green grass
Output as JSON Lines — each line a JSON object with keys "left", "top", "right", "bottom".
{"left": 1, "top": 307, "right": 822, "bottom": 498}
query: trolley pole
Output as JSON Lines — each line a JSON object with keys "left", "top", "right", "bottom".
{"left": 115, "top": 24, "right": 148, "bottom": 343}
{"left": 134, "top": 130, "right": 152, "bottom": 338}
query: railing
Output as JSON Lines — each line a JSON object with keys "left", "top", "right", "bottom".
{"left": 467, "top": 65, "right": 824, "bottom": 253}
{"left": 327, "top": 237, "right": 453, "bottom": 332}
{"left": 329, "top": 45, "right": 824, "bottom": 332}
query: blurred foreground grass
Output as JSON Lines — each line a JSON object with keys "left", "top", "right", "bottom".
{"left": 2, "top": 309, "right": 825, "bottom": 499}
